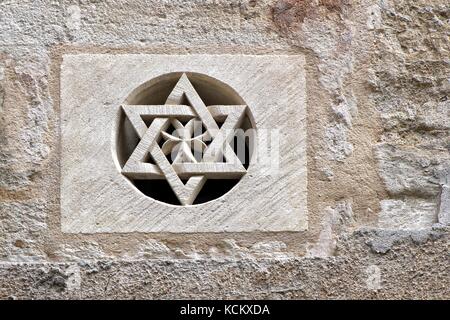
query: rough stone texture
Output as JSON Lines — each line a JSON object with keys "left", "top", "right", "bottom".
{"left": 0, "top": 0, "right": 448, "bottom": 299}
{"left": 0, "top": 200, "right": 48, "bottom": 261}
{"left": 372, "top": 0, "right": 450, "bottom": 231}
{"left": 438, "top": 172, "right": 450, "bottom": 225}
{"left": 378, "top": 198, "right": 437, "bottom": 229}
{"left": 0, "top": 227, "right": 448, "bottom": 299}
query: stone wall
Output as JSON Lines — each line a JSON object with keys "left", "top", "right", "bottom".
{"left": 0, "top": 0, "right": 448, "bottom": 299}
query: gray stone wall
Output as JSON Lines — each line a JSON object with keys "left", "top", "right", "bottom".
{"left": 0, "top": 0, "right": 448, "bottom": 299}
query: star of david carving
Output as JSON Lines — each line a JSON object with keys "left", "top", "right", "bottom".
{"left": 121, "top": 73, "right": 248, "bottom": 205}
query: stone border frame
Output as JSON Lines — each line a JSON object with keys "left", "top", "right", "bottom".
{"left": 60, "top": 54, "right": 307, "bottom": 233}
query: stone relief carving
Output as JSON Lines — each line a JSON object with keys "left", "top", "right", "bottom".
{"left": 120, "top": 73, "right": 253, "bottom": 205}
{"left": 61, "top": 54, "right": 306, "bottom": 233}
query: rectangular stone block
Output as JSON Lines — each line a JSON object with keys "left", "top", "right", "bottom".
{"left": 60, "top": 54, "right": 307, "bottom": 233}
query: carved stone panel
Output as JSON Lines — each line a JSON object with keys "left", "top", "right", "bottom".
{"left": 60, "top": 54, "right": 307, "bottom": 233}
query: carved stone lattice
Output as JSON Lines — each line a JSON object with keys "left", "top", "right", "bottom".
{"left": 121, "top": 73, "right": 248, "bottom": 205}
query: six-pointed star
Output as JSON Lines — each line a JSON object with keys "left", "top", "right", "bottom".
{"left": 121, "top": 73, "right": 248, "bottom": 205}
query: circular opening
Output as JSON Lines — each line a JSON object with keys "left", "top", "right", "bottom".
{"left": 115, "top": 72, "right": 255, "bottom": 205}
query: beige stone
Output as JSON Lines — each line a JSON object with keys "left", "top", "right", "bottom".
{"left": 60, "top": 54, "right": 307, "bottom": 233}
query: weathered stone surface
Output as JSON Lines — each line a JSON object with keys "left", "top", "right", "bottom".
{"left": 438, "top": 172, "right": 450, "bottom": 225}
{"left": 0, "top": 228, "right": 448, "bottom": 299}
{"left": 373, "top": 0, "right": 450, "bottom": 234}
{"left": 0, "top": 200, "right": 48, "bottom": 261}
{"left": 0, "top": 0, "right": 448, "bottom": 299}
{"left": 379, "top": 198, "right": 437, "bottom": 230}
{"left": 375, "top": 144, "right": 448, "bottom": 197}
{"left": 307, "top": 201, "right": 355, "bottom": 257}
